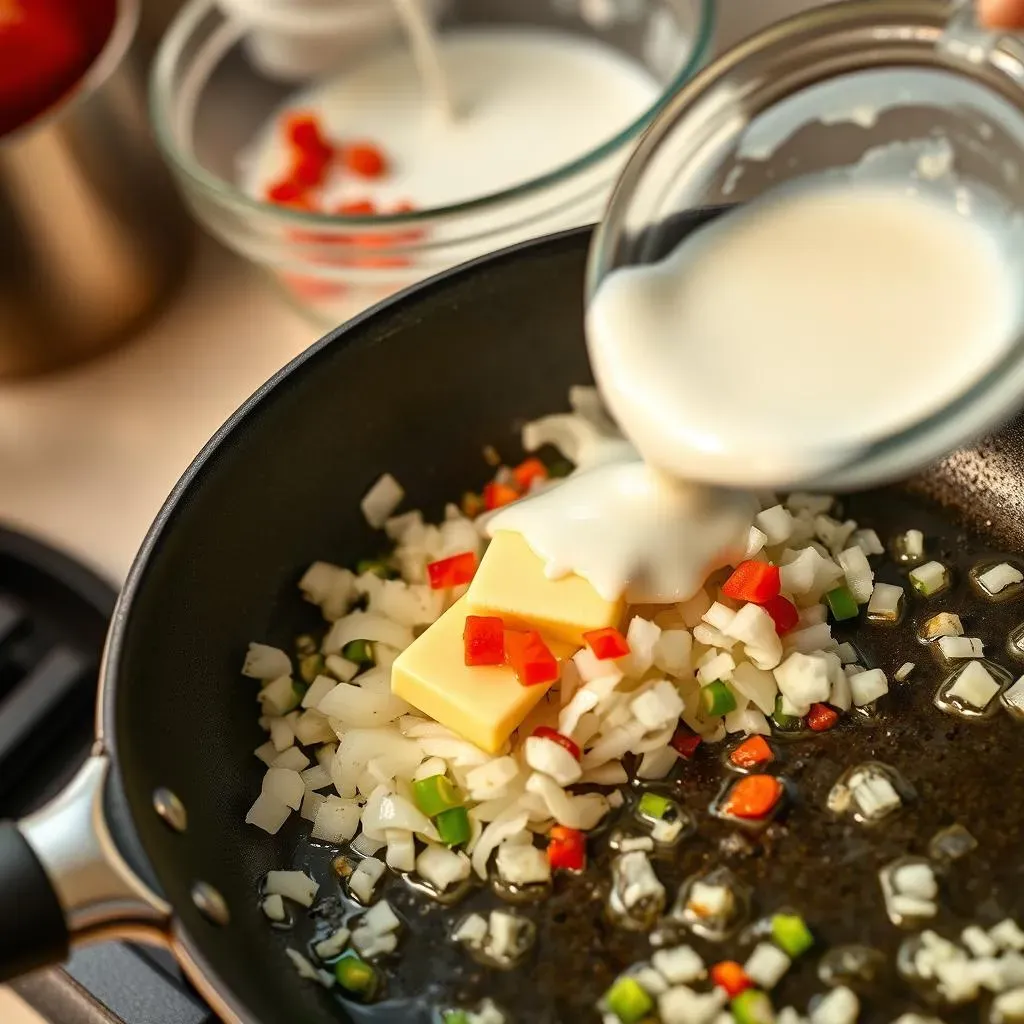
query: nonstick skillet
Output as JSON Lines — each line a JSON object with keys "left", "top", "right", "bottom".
{"left": 1, "top": 227, "right": 1024, "bottom": 1024}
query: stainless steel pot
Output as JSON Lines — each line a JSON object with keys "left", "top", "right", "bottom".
{"left": 0, "top": 0, "right": 189, "bottom": 378}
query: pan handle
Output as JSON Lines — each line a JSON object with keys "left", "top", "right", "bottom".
{"left": 0, "top": 754, "right": 170, "bottom": 983}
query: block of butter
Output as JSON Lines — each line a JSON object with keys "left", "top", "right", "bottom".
{"left": 465, "top": 530, "right": 624, "bottom": 647}
{"left": 392, "top": 597, "right": 572, "bottom": 754}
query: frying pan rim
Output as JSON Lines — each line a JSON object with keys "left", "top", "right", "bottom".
{"left": 94, "top": 225, "right": 595, "bottom": 1023}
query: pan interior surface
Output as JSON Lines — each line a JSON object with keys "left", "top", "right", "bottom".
{"left": 105, "top": 228, "right": 1024, "bottom": 1023}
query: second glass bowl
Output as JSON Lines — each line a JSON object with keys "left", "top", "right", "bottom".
{"left": 152, "top": 0, "right": 713, "bottom": 324}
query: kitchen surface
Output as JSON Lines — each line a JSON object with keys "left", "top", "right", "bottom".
{"left": 0, "top": 1, "right": 833, "bottom": 1021}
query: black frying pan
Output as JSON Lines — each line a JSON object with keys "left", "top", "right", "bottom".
{"left": 1, "top": 227, "right": 1023, "bottom": 1024}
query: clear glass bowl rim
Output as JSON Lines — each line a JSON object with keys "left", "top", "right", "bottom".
{"left": 149, "top": 0, "right": 715, "bottom": 229}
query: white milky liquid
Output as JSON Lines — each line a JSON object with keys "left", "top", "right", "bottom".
{"left": 587, "top": 181, "right": 1024, "bottom": 487}
{"left": 241, "top": 28, "right": 660, "bottom": 209}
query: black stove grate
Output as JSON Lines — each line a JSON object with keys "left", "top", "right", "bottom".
{"left": 0, "top": 526, "right": 214, "bottom": 1023}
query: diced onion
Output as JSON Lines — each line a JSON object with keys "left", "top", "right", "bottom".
{"left": 361, "top": 473, "right": 404, "bottom": 528}
{"left": 349, "top": 856, "right": 386, "bottom": 903}
{"left": 525, "top": 772, "right": 609, "bottom": 830}
{"left": 242, "top": 643, "right": 292, "bottom": 681}
{"left": 246, "top": 792, "right": 291, "bottom": 834}
{"left": 838, "top": 547, "right": 874, "bottom": 603}
{"left": 416, "top": 845, "right": 471, "bottom": 891}
{"left": 272, "top": 746, "right": 309, "bottom": 771}
{"left": 311, "top": 797, "right": 361, "bottom": 843}
{"left": 265, "top": 869, "right": 318, "bottom": 907}
{"left": 867, "top": 582, "right": 903, "bottom": 622}
{"left": 322, "top": 610, "right": 414, "bottom": 656}
{"left": 385, "top": 829, "right": 416, "bottom": 872}
{"left": 299, "top": 563, "right": 356, "bottom": 621}
{"left": 263, "top": 767, "right": 304, "bottom": 810}
{"left": 848, "top": 668, "right": 889, "bottom": 706}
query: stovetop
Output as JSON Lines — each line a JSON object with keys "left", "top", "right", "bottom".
{"left": 0, "top": 526, "right": 214, "bottom": 1024}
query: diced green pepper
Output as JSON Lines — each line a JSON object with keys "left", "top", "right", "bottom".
{"left": 342, "top": 639, "right": 374, "bottom": 666}
{"left": 436, "top": 806, "right": 471, "bottom": 847}
{"left": 442, "top": 1013, "right": 471, "bottom": 1024}
{"left": 299, "top": 652, "right": 325, "bottom": 684}
{"left": 547, "top": 459, "right": 574, "bottom": 479}
{"left": 334, "top": 952, "right": 378, "bottom": 1001}
{"left": 604, "top": 976, "right": 653, "bottom": 1024}
{"left": 701, "top": 680, "right": 737, "bottom": 717}
{"left": 413, "top": 774, "right": 461, "bottom": 817}
{"left": 825, "top": 585, "right": 858, "bottom": 622}
{"left": 732, "top": 989, "right": 774, "bottom": 1024}
{"left": 356, "top": 558, "right": 396, "bottom": 579}
{"left": 771, "top": 694, "right": 802, "bottom": 732}
{"left": 292, "top": 678, "right": 308, "bottom": 701}
{"left": 638, "top": 792, "right": 672, "bottom": 820}
{"left": 771, "top": 913, "right": 814, "bottom": 957}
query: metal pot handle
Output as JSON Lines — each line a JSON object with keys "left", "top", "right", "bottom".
{"left": 0, "top": 755, "right": 170, "bottom": 983}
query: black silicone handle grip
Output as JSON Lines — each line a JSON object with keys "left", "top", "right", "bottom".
{"left": 0, "top": 822, "right": 68, "bottom": 981}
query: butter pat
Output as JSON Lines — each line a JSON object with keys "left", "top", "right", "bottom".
{"left": 391, "top": 597, "right": 568, "bottom": 754}
{"left": 466, "top": 530, "right": 623, "bottom": 647}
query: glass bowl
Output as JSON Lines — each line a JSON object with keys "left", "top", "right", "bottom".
{"left": 588, "top": 0, "right": 1024, "bottom": 491}
{"left": 151, "top": 0, "right": 713, "bottom": 324}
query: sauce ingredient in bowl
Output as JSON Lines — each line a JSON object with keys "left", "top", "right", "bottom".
{"left": 242, "top": 29, "right": 660, "bottom": 212}
{"left": 587, "top": 181, "right": 1024, "bottom": 488}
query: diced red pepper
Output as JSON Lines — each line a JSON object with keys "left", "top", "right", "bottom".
{"left": 670, "top": 728, "right": 701, "bottom": 759}
{"left": 291, "top": 148, "right": 331, "bottom": 189}
{"left": 505, "top": 630, "right": 559, "bottom": 687}
{"left": 426, "top": 551, "right": 477, "bottom": 590}
{"left": 582, "top": 627, "right": 630, "bottom": 661}
{"left": 546, "top": 825, "right": 586, "bottom": 871}
{"left": 532, "top": 726, "right": 581, "bottom": 761}
{"left": 284, "top": 113, "right": 331, "bottom": 156}
{"left": 807, "top": 702, "right": 840, "bottom": 732}
{"left": 762, "top": 594, "right": 799, "bottom": 635}
{"left": 512, "top": 457, "right": 548, "bottom": 491}
{"left": 265, "top": 179, "right": 308, "bottom": 206}
{"left": 711, "top": 961, "right": 752, "bottom": 998}
{"left": 721, "top": 775, "right": 784, "bottom": 820}
{"left": 483, "top": 481, "right": 520, "bottom": 511}
{"left": 463, "top": 615, "right": 504, "bottom": 667}
{"left": 730, "top": 735, "right": 774, "bottom": 769}
{"left": 344, "top": 142, "right": 388, "bottom": 179}
{"left": 336, "top": 198, "right": 377, "bottom": 216}
{"left": 722, "top": 561, "right": 781, "bottom": 604}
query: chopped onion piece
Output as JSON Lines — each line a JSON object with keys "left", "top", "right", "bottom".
{"left": 631, "top": 680, "right": 685, "bottom": 731}
{"left": 775, "top": 652, "right": 830, "bottom": 712}
{"left": 255, "top": 740, "right": 277, "bottom": 766}
{"left": 625, "top": 616, "right": 662, "bottom": 676}
{"left": 525, "top": 772, "right": 609, "bottom": 830}
{"left": 263, "top": 767, "right": 304, "bottom": 810}
{"left": 524, "top": 735, "right": 582, "bottom": 786}
{"left": 349, "top": 857, "right": 386, "bottom": 903}
{"left": 809, "top": 985, "right": 859, "bottom": 1024}
{"left": 299, "top": 562, "right": 356, "bottom": 621}
{"left": 361, "top": 473, "right": 404, "bottom": 528}
{"left": 293, "top": 710, "right": 335, "bottom": 746}
{"left": 652, "top": 946, "right": 706, "bottom": 985}
{"left": 302, "top": 675, "right": 335, "bottom": 710}
{"left": 265, "top": 870, "right": 318, "bottom": 907}
{"left": 837, "top": 547, "right": 874, "bottom": 603}
{"left": 937, "top": 636, "right": 984, "bottom": 660}
{"left": 909, "top": 561, "right": 950, "bottom": 597}
{"left": 745, "top": 942, "right": 791, "bottom": 989}
{"left": 261, "top": 894, "right": 286, "bottom": 922}
{"left": 472, "top": 811, "right": 529, "bottom": 879}
{"left": 851, "top": 529, "right": 884, "bottom": 556}
{"left": 495, "top": 841, "right": 551, "bottom": 886}
{"left": 465, "top": 756, "right": 519, "bottom": 800}
{"left": 654, "top": 629, "right": 693, "bottom": 676}
{"left": 744, "top": 527, "right": 768, "bottom": 558}
{"left": 325, "top": 654, "right": 359, "bottom": 682}
{"left": 678, "top": 589, "right": 712, "bottom": 628}
{"left": 992, "top": 920, "right": 1024, "bottom": 952}
{"left": 416, "top": 845, "right": 471, "bottom": 891}
{"left": 848, "top": 668, "right": 889, "bottom": 706}
{"left": 755, "top": 504, "right": 795, "bottom": 546}
{"left": 362, "top": 899, "right": 401, "bottom": 935}
{"left": 730, "top": 662, "right": 777, "bottom": 715}
{"left": 272, "top": 746, "right": 309, "bottom": 772}
{"left": 867, "top": 583, "right": 903, "bottom": 622}
{"left": 835, "top": 642, "right": 858, "bottom": 665}
{"left": 412, "top": 757, "right": 447, "bottom": 782}
{"left": 658, "top": 986, "right": 726, "bottom": 1024}
{"left": 351, "top": 926, "right": 398, "bottom": 959}
{"left": 696, "top": 652, "right": 736, "bottom": 684}
{"left": 920, "top": 612, "right": 964, "bottom": 641}
{"left": 285, "top": 948, "right": 321, "bottom": 982}
{"left": 258, "top": 675, "right": 301, "bottom": 717}
{"left": 384, "top": 829, "right": 416, "bottom": 872}
{"left": 314, "top": 926, "right": 350, "bottom": 961}
{"left": 638, "top": 746, "right": 680, "bottom": 779}
{"left": 1003, "top": 676, "right": 1024, "bottom": 719}
{"left": 300, "top": 790, "right": 325, "bottom": 823}
{"left": 322, "top": 611, "right": 414, "bottom": 656}
{"left": 947, "top": 661, "right": 1000, "bottom": 709}
{"left": 894, "top": 662, "right": 916, "bottom": 682}
{"left": 978, "top": 562, "right": 1024, "bottom": 596}
{"left": 350, "top": 832, "right": 386, "bottom": 858}
{"left": 318, "top": 677, "right": 410, "bottom": 728}
{"left": 784, "top": 623, "right": 835, "bottom": 655}
{"left": 242, "top": 643, "right": 292, "bottom": 681}
{"left": 311, "top": 797, "right": 361, "bottom": 843}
